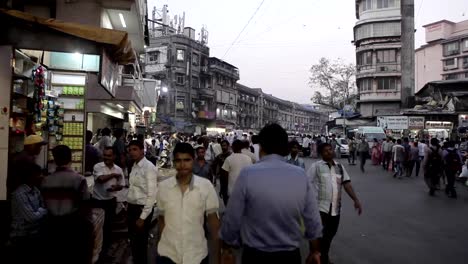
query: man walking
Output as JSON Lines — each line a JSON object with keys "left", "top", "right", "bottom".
{"left": 241, "top": 140, "right": 257, "bottom": 164}
{"left": 357, "top": 137, "right": 370, "bottom": 173}
{"left": 212, "top": 140, "right": 232, "bottom": 205}
{"left": 422, "top": 138, "right": 444, "bottom": 196}
{"left": 193, "top": 146, "right": 213, "bottom": 182}
{"left": 221, "top": 140, "right": 252, "bottom": 205}
{"left": 92, "top": 147, "right": 124, "bottom": 257}
{"left": 382, "top": 137, "right": 393, "bottom": 170}
{"left": 442, "top": 141, "right": 462, "bottom": 198}
{"left": 113, "top": 128, "right": 127, "bottom": 170}
{"left": 308, "top": 143, "right": 362, "bottom": 264}
{"left": 347, "top": 137, "right": 357, "bottom": 165}
{"left": 220, "top": 124, "right": 322, "bottom": 264}
{"left": 392, "top": 139, "right": 406, "bottom": 179}
{"left": 408, "top": 141, "right": 420, "bottom": 177}
{"left": 302, "top": 135, "right": 311, "bottom": 157}
{"left": 157, "top": 143, "right": 220, "bottom": 264}
{"left": 127, "top": 140, "right": 158, "bottom": 264}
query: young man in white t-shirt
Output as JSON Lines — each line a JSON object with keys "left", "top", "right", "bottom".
{"left": 221, "top": 140, "right": 252, "bottom": 204}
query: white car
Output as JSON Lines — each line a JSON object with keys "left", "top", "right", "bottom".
{"left": 336, "top": 138, "right": 350, "bottom": 158}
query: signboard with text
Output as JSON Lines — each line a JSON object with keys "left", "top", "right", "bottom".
{"left": 408, "top": 117, "right": 425, "bottom": 130}
{"left": 425, "top": 121, "right": 453, "bottom": 130}
{"left": 377, "top": 116, "right": 409, "bottom": 130}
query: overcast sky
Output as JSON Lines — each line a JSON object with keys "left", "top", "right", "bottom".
{"left": 147, "top": 0, "right": 468, "bottom": 104}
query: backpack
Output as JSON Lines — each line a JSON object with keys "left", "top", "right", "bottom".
{"left": 426, "top": 147, "right": 443, "bottom": 174}
{"left": 445, "top": 149, "right": 462, "bottom": 172}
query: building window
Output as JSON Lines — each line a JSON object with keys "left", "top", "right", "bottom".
{"left": 443, "top": 58, "right": 458, "bottom": 70}
{"left": 147, "top": 51, "right": 159, "bottom": 63}
{"left": 376, "top": 0, "right": 395, "bottom": 9}
{"left": 444, "top": 73, "right": 459, "bottom": 80}
{"left": 192, "top": 53, "right": 199, "bottom": 66}
{"left": 362, "top": 0, "right": 373, "bottom": 11}
{"left": 463, "top": 39, "right": 468, "bottom": 52}
{"left": 226, "top": 78, "right": 232, "bottom": 88}
{"left": 359, "top": 78, "right": 373, "bottom": 92}
{"left": 358, "top": 51, "right": 373, "bottom": 65}
{"left": 192, "top": 76, "right": 199, "bottom": 88}
{"left": 463, "top": 57, "right": 468, "bottom": 69}
{"left": 443, "top": 42, "right": 460, "bottom": 56}
{"left": 217, "top": 75, "right": 224, "bottom": 85}
{"left": 176, "top": 73, "right": 185, "bottom": 85}
{"left": 176, "top": 49, "right": 185, "bottom": 61}
{"left": 176, "top": 96, "right": 185, "bottom": 110}
{"left": 377, "top": 78, "right": 397, "bottom": 90}
{"left": 377, "top": 49, "right": 396, "bottom": 63}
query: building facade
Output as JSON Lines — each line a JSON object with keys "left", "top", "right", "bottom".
{"left": 415, "top": 19, "right": 468, "bottom": 92}
{"left": 354, "top": 0, "right": 414, "bottom": 118}
{"left": 237, "top": 84, "right": 261, "bottom": 130}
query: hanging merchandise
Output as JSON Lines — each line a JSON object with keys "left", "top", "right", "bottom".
{"left": 32, "top": 65, "right": 47, "bottom": 123}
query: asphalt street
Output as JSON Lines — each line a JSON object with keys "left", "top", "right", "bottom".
{"left": 312, "top": 157, "right": 468, "bottom": 264}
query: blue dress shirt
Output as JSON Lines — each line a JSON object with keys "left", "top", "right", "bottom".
{"left": 220, "top": 154, "right": 322, "bottom": 252}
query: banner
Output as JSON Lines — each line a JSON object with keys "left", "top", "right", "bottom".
{"left": 408, "top": 117, "right": 425, "bottom": 130}
{"left": 377, "top": 116, "right": 408, "bottom": 130}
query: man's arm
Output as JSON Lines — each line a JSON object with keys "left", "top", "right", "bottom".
{"left": 343, "top": 182, "right": 362, "bottom": 215}
{"left": 13, "top": 191, "right": 47, "bottom": 222}
{"left": 207, "top": 213, "right": 221, "bottom": 264}
{"left": 138, "top": 165, "right": 158, "bottom": 223}
{"left": 302, "top": 176, "right": 323, "bottom": 264}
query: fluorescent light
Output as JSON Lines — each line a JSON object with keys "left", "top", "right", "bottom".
{"left": 116, "top": 104, "right": 124, "bottom": 109}
{"left": 162, "top": 87, "right": 168, "bottom": 93}
{"left": 119, "top": 13, "right": 127, "bottom": 28}
{"left": 144, "top": 45, "right": 147, "bottom": 48}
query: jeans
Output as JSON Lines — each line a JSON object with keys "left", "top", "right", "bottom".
{"left": 445, "top": 169, "right": 457, "bottom": 196}
{"left": 348, "top": 150, "right": 356, "bottom": 164}
{"left": 242, "top": 246, "right": 301, "bottom": 264}
{"left": 394, "top": 161, "right": 403, "bottom": 177}
{"left": 127, "top": 204, "right": 154, "bottom": 264}
{"left": 92, "top": 197, "right": 117, "bottom": 253}
{"left": 319, "top": 212, "right": 340, "bottom": 264}
{"left": 407, "top": 160, "right": 420, "bottom": 177}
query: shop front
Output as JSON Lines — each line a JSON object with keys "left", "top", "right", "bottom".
{"left": 425, "top": 121, "right": 453, "bottom": 140}
{"left": 408, "top": 116, "right": 425, "bottom": 139}
{"left": 377, "top": 116, "right": 409, "bottom": 138}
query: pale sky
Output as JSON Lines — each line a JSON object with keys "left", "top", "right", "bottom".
{"left": 147, "top": 0, "right": 468, "bottom": 104}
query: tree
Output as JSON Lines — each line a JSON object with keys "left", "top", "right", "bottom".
{"left": 309, "top": 58, "right": 357, "bottom": 110}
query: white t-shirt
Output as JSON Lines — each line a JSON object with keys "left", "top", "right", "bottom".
{"left": 222, "top": 153, "right": 252, "bottom": 195}
{"left": 93, "top": 162, "right": 124, "bottom": 200}
{"left": 418, "top": 143, "right": 427, "bottom": 157}
{"left": 302, "top": 138, "right": 310, "bottom": 148}
{"left": 241, "top": 149, "right": 257, "bottom": 164}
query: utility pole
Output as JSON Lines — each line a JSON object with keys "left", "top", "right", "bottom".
{"left": 400, "top": 0, "right": 415, "bottom": 109}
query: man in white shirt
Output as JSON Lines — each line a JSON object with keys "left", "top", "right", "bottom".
{"left": 92, "top": 147, "right": 124, "bottom": 256}
{"left": 127, "top": 140, "right": 158, "bottom": 264}
{"left": 221, "top": 140, "right": 252, "bottom": 203}
{"left": 302, "top": 136, "right": 311, "bottom": 157}
{"left": 157, "top": 143, "right": 220, "bottom": 264}
{"left": 418, "top": 139, "right": 427, "bottom": 161}
{"left": 241, "top": 140, "right": 257, "bottom": 163}
{"left": 251, "top": 135, "right": 261, "bottom": 161}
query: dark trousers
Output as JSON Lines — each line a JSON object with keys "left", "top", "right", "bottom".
{"left": 92, "top": 197, "right": 116, "bottom": 253}
{"left": 382, "top": 152, "right": 392, "bottom": 169}
{"left": 424, "top": 171, "right": 440, "bottom": 193}
{"left": 157, "top": 255, "right": 209, "bottom": 264}
{"left": 127, "top": 203, "right": 154, "bottom": 264}
{"left": 445, "top": 169, "right": 457, "bottom": 196}
{"left": 242, "top": 246, "right": 301, "bottom": 264}
{"left": 319, "top": 212, "right": 340, "bottom": 264}
{"left": 348, "top": 150, "right": 356, "bottom": 164}
{"left": 359, "top": 152, "right": 367, "bottom": 172}
{"left": 10, "top": 234, "right": 44, "bottom": 263}
{"left": 407, "top": 160, "right": 420, "bottom": 177}
{"left": 220, "top": 174, "right": 229, "bottom": 206}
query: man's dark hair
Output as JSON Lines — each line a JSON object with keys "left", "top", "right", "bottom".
{"left": 195, "top": 145, "right": 205, "bottom": 153}
{"left": 101, "top": 127, "right": 111, "bottom": 136}
{"left": 397, "top": 139, "right": 402, "bottom": 144}
{"left": 173, "top": 143, "right": 195, "bottom": 159}
{"left": 430, "top": 138, "right": 439, "bottom": 147}
{"left": 403, "top": 137, "right": 409, "bottom": 143}
{"left": 420, "top": 139, "right": 426, "bottom": 144}
{"left": 128, "top": 140, "right": 144, "bottom": 150}
{"left": 221, "top": 140, "right": 230, "bottom": 146}
{"left": 258, "top": 123, "right": 288, "bottom": 156}
{"left": 242, "top": 140, "right": 250, "bottom": 149}
{"left": 232, "top": 140, "right": 243, "bottom": 153}
{"left": 53, "top": 145, "right": 72, "bottom": 166}
{"left": 19, "top": 162, "right": 42, "bottom": 184}
{"left": 114, "top": 128, "right": 124, "bottom": 138}
{"left": 86, "top": 130, "right": 93, "bottom": 144}
{"left": 103, "top": 146, "right": 114, "bottom": 154}
{"left": 392, "top": 139, "right": 396, "bottom": 143}
{"left": 414, "top": 141, "right": 418, "bottom": 147}
{"left": 251, "top": 135, "right": 260, "bottom": 145}
{"left": 289, "top": 140, "right": 301, "bottom": 150}
{"left": 197, "top": 137, "right": 205, "bottom": 145}
{"left": 318, "top": 142, "right": 332, "bottom": 155}
{"left": 136, "top": 134, "right": 144, "bottom": 142}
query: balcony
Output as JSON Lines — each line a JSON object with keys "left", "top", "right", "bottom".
{"left": 357, "top": 63, "right": 401, "bottom": 78}
{"left": 209, "top": 64, "right": 240, "bottom": 80}
{"left": 197, "top": 88, "right": 216, "bottom": 97}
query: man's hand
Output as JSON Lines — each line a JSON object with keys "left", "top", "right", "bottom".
{"left": 306, "top": 251, "right": 321, "bottom": 264}
{"left": 136, "top": 218, "right": 145, "bottom": 230}
{"left": 112, "top": 173, "right": 121, "bottom": 179}
{"left": 354, "top": 200, "right": 363, "bottom": 215}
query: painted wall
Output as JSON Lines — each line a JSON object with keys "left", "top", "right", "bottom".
{"left": 0, "top": 46, "right": 12, "bottom": 200}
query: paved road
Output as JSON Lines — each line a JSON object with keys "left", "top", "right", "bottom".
{"left": 310, "top": 158, "right": 468, "bottom": 264}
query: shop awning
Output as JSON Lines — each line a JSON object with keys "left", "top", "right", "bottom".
{"left": 0, "top": 9, "right": 135, "bottom": 64}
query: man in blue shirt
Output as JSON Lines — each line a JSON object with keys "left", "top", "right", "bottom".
{"left": 286, "top": 140, "right": 306, "bottom": 169}
{"left": 220, "top": 123, "right": 322, "bottom": 264}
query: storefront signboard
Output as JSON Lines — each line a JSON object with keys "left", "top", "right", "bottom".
{"left": 377, "top": 116, "right": 408, "bottom": 130}
{"left": 408, "top": 117, "right": 425, "bottom": 130}
{"left": 425, "top": 121, "right": 453, "bottom": 130}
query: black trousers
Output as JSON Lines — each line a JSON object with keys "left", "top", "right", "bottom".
{"left": 242, "top": 246, "right": 301, "bottom": 264}
{"left": 220, "top": 174, "right": 229, "bottom": 206}
{"left": 359, "top": 152, "right": 367, "bottom": 172}
{"left": 127, "top": 203, "right": 154, "bottom": 264}
{"left": 348, "top": 150, "right": 356, "bottom": 164}
{"left": 92, "top": 197, "right": 117, "bottom": 253}
{"left": 424, "top": 171, "right": 440, "bottom": 193}
{"left": 319, "top": 212, "right": 340, "bottom": 264}
{"left": 382, "top": 152, "right": 392, "bottom": 169}
{"left": 157, "top": 255, "right": 209, "bottom": 264}
{"left": 445, "top": 169, "right": 457, "bottom": 195}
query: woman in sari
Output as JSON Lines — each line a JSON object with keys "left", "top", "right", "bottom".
{"left": 371, "top": 138, "right": 382, "bottom": 165}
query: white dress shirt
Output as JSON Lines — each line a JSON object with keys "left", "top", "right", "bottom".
{"left": 157, "top": 175, "right": 219, "bottom": 264}
{"left": 222, "top": 153, "right": 252, "bottom": 195}
{"left": 127, "top": 157, "right": 158, "bottom": 220}
{"left": 93, "top": 162, "right": 124, "bottom": 200}
{"left": 241, "top": 148, "right": 257, "bottom": 163}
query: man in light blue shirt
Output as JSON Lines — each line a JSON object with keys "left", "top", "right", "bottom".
{"left": 286, "top": 140, "right": 306, "bottom": 169}
{"left": 220, "top": 123, "right": 322, "bottom": 264}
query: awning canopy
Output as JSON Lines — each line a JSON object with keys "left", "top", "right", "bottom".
{"left": 0, "top": 8, "right": 136, "bottom": 64}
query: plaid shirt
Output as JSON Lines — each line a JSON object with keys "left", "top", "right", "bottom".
{"left": 10, "top": 184, "right": 47, "bottom": 238}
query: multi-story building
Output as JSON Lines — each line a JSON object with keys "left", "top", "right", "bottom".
{"left": 237, "top": 84, "right": 261, "bottom": 130}
{"left": 210, "top": 57, "right": 240, "bottom": 129}
{"left": 354, "top": 0, "right": 414, "bottom": 118}
{"left": 415, "top": 19, "right": 468, "bottom": 92}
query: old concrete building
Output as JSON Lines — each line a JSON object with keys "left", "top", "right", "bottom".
{"left": 416, "top": 19, "right": 468, "bottom": 92}
{"left": 354, "top": 0, "right": 414, "bottom": 118}
{"left": 237, "top": 84, "right": 261, "bottom": 130}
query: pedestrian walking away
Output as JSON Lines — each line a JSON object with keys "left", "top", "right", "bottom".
{"left": 422, "top": 138, "right": 444, "bottom": 196}
{"left": 357, "top": 137, "right": 370, "bottom": 173}
{"left": 221, "top": 140, "right": 252, "bottom": 205}
{"left": 348, "top": 137, "right": 357, "bottom": 165}
{"left": 220, "top": 124, "right": 322, "bottom": 264}
{"left": 157, "top": 143, "right": 220, "bottom": 264}
{"left": 381, "top": 137, "right": 394, "bottom": 171}
{"left": 408, "top": 141, "right": 420, "bottom": 177}
{"left": 193, "top": 146, "right": 213, "bottom": 182}
{"left": 286, "top": 140, "right": 306, "bottom": 169}
{"left": 402, "top": 138, "right": 412, "bottom": 177}
{"left": 126, "top": 140, "right": 158, "bottom": 264}
{"left": 211, "top": 140, "right": 232, "bottom": 206}
{"left": 392, "top": 139, "right": 406, "bottom": 179}
{"left": 442, "top": 142, "right": 462, "bottom": 198}
{"left": 308, "top": 142, "right": 363, "bottom": 264}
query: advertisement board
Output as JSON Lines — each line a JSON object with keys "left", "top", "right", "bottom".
{"left": 408, "top": 117, "right": 425, "bottom": 130}
{"left": 377, "top": 116, "right": 409, "bottom": 130}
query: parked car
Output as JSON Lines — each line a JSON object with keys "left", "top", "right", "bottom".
{"left": 336, "top": 138, "right": 349, "bottom": 158}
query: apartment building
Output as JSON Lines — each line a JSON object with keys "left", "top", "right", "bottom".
{"left": 237, "top": 84, "right": 261, "bottom": 130}
{"left": 416, "top": 19, "right": 468, "bottom": 92}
